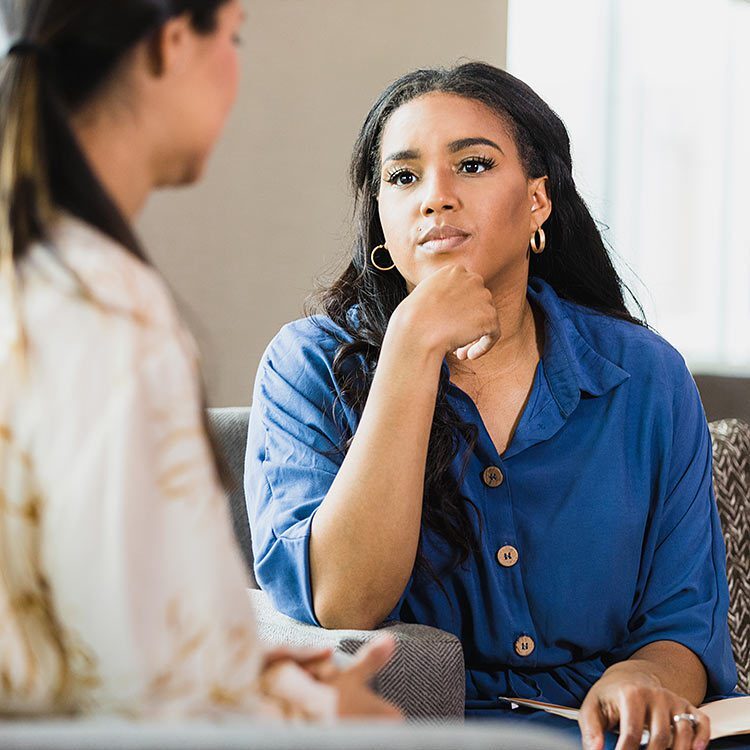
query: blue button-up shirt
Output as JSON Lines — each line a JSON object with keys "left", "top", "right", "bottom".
{"left": 244, "top": 277, "right": 737, "bottom": 713}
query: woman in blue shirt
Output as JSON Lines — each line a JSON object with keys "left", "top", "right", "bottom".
{"left": 245, "top": 63, "right": 737, "bottom": 750}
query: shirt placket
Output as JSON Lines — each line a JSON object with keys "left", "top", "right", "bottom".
{"left": 477, "top": 447, "right": 540, "bottom": 667}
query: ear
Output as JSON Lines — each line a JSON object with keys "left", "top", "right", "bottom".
{"left": 528, "top": 176, "right": 552, "bottom": 234}
{"left": 145, "top": 13, "right": 196, "bottom": 78}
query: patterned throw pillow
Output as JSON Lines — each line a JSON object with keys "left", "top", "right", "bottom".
{"left": 710, "top": 419, "right": 750, "bottom": 693}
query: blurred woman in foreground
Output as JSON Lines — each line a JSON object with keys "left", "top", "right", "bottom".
{"left": 0, "top": 0, "right": 396, "bottom": 720}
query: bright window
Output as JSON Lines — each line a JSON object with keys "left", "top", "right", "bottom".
{"left": 507, "top": 0, "right": 750, "bottom": 373}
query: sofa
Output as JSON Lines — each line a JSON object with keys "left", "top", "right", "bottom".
{"left": 694, "top": 374, "right": 750, "bottom": 425}
{"left": 2, "top": 407, "right": 746, "bottom": 750}
{"left": 0, "top": 718, "right": 574, "bottom": 750}
{"left": 210, "top": 407, "right": 750, "bottom": 709}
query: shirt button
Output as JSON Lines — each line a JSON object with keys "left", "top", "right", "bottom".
{"left": 482, "top": 466, "right": 504, "bottom": 488}
{"left": 515, "top": 635, "right": 535, "bottom": 657}
{"left": 497, "top": 545, "right": 519, "bottom": 567}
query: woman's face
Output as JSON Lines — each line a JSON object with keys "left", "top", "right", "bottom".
{"left": 157, "top": 0, "right": 245, "bottom": 185}
{"left": 376, "top": 92, "right": 550, "bottom": 292}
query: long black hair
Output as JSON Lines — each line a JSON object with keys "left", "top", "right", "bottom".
{"left": 0, "top": 0, "right": 231, "bottom": 261}
{"left": 316, "top": 62, "right": 645, "bottom": 577}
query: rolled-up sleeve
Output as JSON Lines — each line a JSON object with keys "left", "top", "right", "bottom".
{"left": 244, "top": 321, "right": 349, "bottom": 625}
{"left": 609, "top": 367, "right": 737, "bottom": 696}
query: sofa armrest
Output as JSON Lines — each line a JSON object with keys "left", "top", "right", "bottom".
{"left": 248, "top": 589, "right": 465, "bottom": 720}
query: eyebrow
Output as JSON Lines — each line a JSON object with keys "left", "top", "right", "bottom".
{"left": 382, "top": 137, "right": 504, "bottom": 165}
{"left": 448, "top": 137, "right": 503, "bottom": 154}
{"left": 383, "top": 149, "right": 420, "bottom": 164}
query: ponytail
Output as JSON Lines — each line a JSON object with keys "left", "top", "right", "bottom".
{"left": 0, "top": 45, "right": 53, "bottom": 264}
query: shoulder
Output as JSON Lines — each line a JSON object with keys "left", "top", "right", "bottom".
{"left": 252, "top": 314, "right": 357, "bottom": 416}
{"left": 18, "top": 214, "right": 194, "bottom": 367}
{"left": 40, "top": 213, "right": 178, "bottom": 329}
{"left": 260, "top": 315, "right": 352, "bottom": 378}
{"left": 559, "top": 297, "right": 692, "bottom": 393}
{"left": 16, "top": 216, "right": 200, "bottom": 409}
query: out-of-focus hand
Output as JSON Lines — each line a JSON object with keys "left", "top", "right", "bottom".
{"left": 262, "top": 645, "right": 334, "bottom": 671}
{"left": 259, "top": 635, "right": 402, "bottom": 721}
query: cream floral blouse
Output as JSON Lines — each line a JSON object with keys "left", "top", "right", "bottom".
{"left": 0, "top": 215, "right": 262, "bottom": 718}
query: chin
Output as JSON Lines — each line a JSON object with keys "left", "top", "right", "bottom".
{"left": 159, "top": 154, "right": 209, "bottom": 189}
{"left": 179, "top": 157, "right": 208, "bottom": 186}
{"left": 422, "top": 251, "right": 475, "bottom": 272}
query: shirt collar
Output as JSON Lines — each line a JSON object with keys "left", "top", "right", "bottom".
{"left": 528, "top": 277, "right": 630, "bottom": 418}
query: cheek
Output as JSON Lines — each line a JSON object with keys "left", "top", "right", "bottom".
{"left": 378, "top": 191, "right": 414, "bottom": 250}
{"left": 223, "top": 49, "right": 241, "bottom": 108}
{"left": 187, "top": 50, "right": 239, "bottom": 161}
{"left": 212, "top": 46, "right": 240, "bottom": 119}
{"left": 479, "top": 182, "right": 531, "bottom": 243}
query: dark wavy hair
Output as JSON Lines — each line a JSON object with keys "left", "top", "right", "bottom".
{"left": 316, "top": 62, "right": 645, "bottom": 577}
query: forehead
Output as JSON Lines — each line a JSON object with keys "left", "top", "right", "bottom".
{"left": 380, "top": 92, "right": 513, "bottom": 156}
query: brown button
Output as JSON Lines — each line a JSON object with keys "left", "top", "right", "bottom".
{"left": 515, "top": 635, "right": 535, "bottom": 657}
{"left": 497, "top": 545, "right": 519, "bottom": 567}
{"left": 482, "top": 466, "right": 504, "bottom": 488}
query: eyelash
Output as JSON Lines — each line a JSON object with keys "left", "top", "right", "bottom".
{"left": 385, "top": 155, "right": 497, "bottom": 186}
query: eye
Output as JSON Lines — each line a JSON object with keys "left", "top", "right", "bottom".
{"left": 232, "top": 33, "right": 243, "bottom": 47}
{"left": 458, "top": 156, "right": 496, "bottom": 174}
{"left": 385, "top": 168, "right": 418, "bottom": 187}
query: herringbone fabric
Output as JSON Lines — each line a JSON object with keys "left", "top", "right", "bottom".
{"left": 339, "top": 632, "right": 465, "bottom": 721}
{"left": 710, "top": 419, "right": 750, "bottom": 693}
{"left": 249, "top": 589, "right": 466, "bottom": 719}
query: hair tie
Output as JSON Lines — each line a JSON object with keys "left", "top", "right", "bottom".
{"left": 7, "top": 40, "right": 43, "bottom": 59}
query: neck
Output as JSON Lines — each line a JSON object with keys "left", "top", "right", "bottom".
{"left": 449, "top": 268, "right": 542, "bottom": 380}
{"left": 70, "top": 103, "right": 154, "bottom": 222}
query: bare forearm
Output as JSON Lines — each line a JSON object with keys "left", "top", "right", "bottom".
{"left": 310, "top": 322, "right": 443, "bottom": 629}
{"left": 608, "top": 640, "right": 707, "bottom": 706}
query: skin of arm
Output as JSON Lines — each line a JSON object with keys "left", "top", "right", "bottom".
{"left": 308, "top": 263, "right": 500, "bottom": 630}
{"left": 309, "top": 310, "right": 443, "bottom": 630}
{"left": 617, "top": 641, "right": 707, "bottom": 706}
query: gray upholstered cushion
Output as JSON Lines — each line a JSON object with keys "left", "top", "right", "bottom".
{"left": 249, "top": 590, "right": 465, "bottom": 720}
{"left": 696, "top": 375, "right": 750, "bottom": 424}
{"left": 207, "top": 407, "right": 255, "bottom": 585}
{"left": 710, "top": 418, "right": 750, "bottom": 692}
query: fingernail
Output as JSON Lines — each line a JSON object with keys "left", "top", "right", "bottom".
{"left": 693, "top": 742, "right": 707, "bottom": 750}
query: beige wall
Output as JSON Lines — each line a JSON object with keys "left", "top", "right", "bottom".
{"left": 138, "top": 0, "right": 508, "bottom": 406}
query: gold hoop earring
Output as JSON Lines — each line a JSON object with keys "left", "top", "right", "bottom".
{"left": 370, "top": 244, "right": 396, "bottom": 271}
{"left": 530, "top": 227, "right": 546, "bottom": 255}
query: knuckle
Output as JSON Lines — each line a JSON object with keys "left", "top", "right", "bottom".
{"left": 620, "top": 723, "right": 639, "bottom": 738}
{"left": 652, "top": 729, "right": 671, "bottom": 745}
{"left": 620, "top": 685, "right": 641, "bottom": 702}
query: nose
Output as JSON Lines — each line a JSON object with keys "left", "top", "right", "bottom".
{"left": 419, "top": 171, "right": 460, "bottom": 217}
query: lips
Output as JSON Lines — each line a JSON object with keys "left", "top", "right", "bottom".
{"left": 418, "top": 224, "right": 471, "bottom": 253}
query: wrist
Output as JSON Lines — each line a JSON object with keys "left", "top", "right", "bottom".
{"left": 386, "top": 304, "right": 446, "bottom": 365}
{"left": 601, "top": 658, "right": 663, "bottom": 689}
